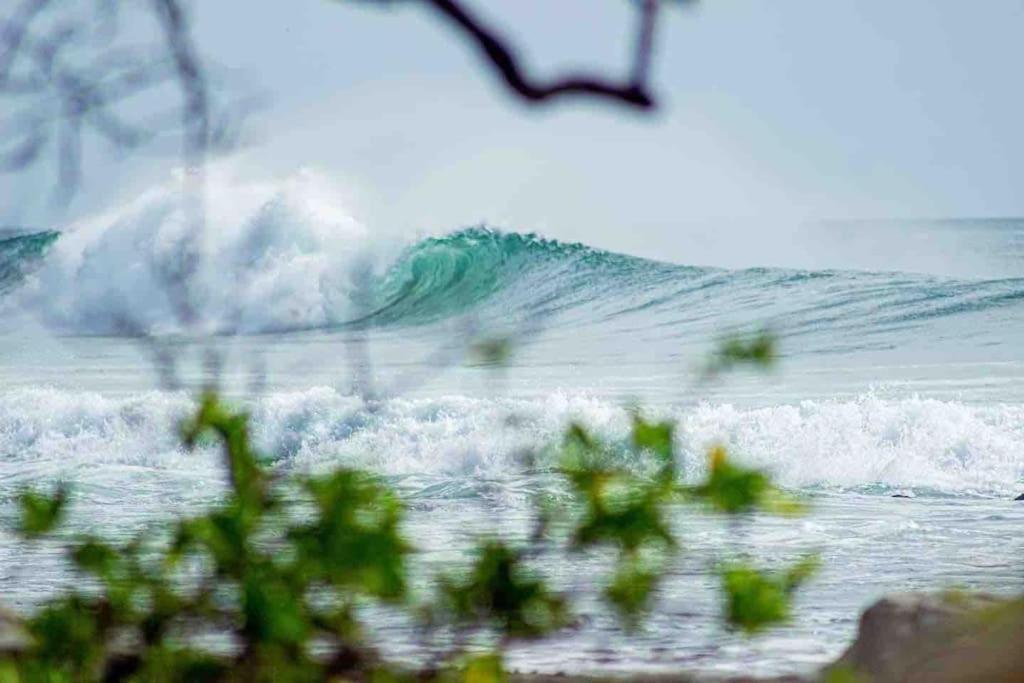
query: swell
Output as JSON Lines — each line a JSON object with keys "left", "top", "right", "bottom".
{"left": 357, "top": 227, "right": 678, "bottom": 325}
{"left": 360, "top": 228, "right": 1024, "bottom": 357}
{"left": 5, "top": 220, "right": 1024, "bottom": 352}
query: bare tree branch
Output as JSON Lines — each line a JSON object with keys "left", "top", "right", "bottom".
{"left": 0, "top": 0, "right": 52, "bottom": 84}
{"left": 631, "top": 0, "right": 659, "bottom": 87}
{"left": 150, "top": 0, "right": 212, "bottom": 328}
{"left": 421, "top": 0, "right": 666, "bottom": 109}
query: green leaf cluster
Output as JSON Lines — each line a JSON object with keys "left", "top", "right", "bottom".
{"left": 691, "top": 446, "right": 804, "bottom": 515}
{"left": 560, "top": 417, "right": 678, "bottom": 627}
{"left": 17, "top": 484, "right": 67, "bottom": 538}
{"left": 720, "top": 555, "right": 819, "bottom": 633}
{"left": 437, "top": 541, "right": 567, "bottom": 639}
{"left": 704, "top": 330, "right": 777, "bottom": 377}
{"left": 8, "top": 393, "right": 412, "bottom": 681}
{"left": 3, "top": 390, "right": 816, "bottom": 681}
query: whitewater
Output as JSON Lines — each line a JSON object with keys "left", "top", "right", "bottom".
{"left": 1, "top": 173, "right": 1023, "bottom": 677}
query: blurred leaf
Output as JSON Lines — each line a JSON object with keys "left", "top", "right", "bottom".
{"left": 470, "top": 337, "right": 513, "bottom": 366}
{"left": 71, "top": 537, "right": 119, "bottom": 580}
{"left": 561, "top": 424, "right": 675, "bottom": 554}
{"left": 242, "top": 570, "right": 310, "bottom": 647}
{"left": 720, "top": 555, "right": 818, "bottom": 633}
{"left": 133, "top": 646, "right": 228, "bottom": 682}
{"left": 705, "top": 329, "right": 776, "bottom": 377}
{"left": 692, "top": 446, "right": 804, "bottom": 515}
{"left": 784, "top": 554, "right": 820, "bottom": 589}
{"left": 180, "top": 392, "right": 267, "bottom": 512}
{"left": 631, "top": 415, "right": 675, "bottom": 482}
{"left": 631, "top": 416, "right": 672, "bottom": 460}
{"left": 460, "top": 653, "right": 506, "bottom": 683}
{"left": 0, "top": 660, "right": 21, "bottom": 683}
{"left": 438, "top": 540, "right": 567, "bottom": 639}
{"left": 569, "top": 479, "right": 674, "bottom": 553}
{"left": 17, "top": 485, "right": 68, "bottom": 538}
{"left": 27, "top": 596, "right": 104, "bottom": 676}
{"left": 822, "top": 665, "right": 868, "bottom": 683}
{"left": 604, "top": 556, "right": 661, "bottom": 629}
{"left": 289, "top": 469, "right": 410, "bottom": 601}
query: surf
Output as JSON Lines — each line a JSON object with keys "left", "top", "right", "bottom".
{"left": 0, "top": 386, "right": 1019, "bottom": 499}
{"left": 2, "top": 173, "right": 1024, "bottom": 362}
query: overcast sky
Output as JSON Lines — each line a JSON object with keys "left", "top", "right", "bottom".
{"left": 5, "top": 0, "right": 1024, "bottom": 267}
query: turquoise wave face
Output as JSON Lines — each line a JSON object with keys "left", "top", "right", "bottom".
{"left": 360, "top": 227, "right": 659, "bottom": 325}
{"left": 0, "top": 230, "right": 59, "bottom": 295}
{"left": 4, "top": 225, "right": 1024, "bottom": 356}
{"left": 358, "top": 228, "right": 1024, "bottom": 353}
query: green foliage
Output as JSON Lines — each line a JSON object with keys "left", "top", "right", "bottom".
{"left": 453, "top": 652, "right": 506, "bottom": 683}
{"left": 821, "top": 667, "right": 868, "bottom": 683}
{"left": 289, "top": 469, "right": 410, "bottom": 601}
{"left": 17, "top": 484, "right": 68, "bottom": 538}
{"left": 705, "top": 329, "right": 777, "bottom": 377}
{"left": 631, "top": 414, "right": 675, "bottom": 483}
{"left": 691, "top": 446, "right": 804, "bottom": 515}
{"left": 560, "top": 419, "right": 678, "bottom": 626}
{"left": 3, "top": 383, "right": 815, "bottom": 680}
{"left": 25, "top": 596, "right": 105, "bottom": 678}
{"left": 720, "top": 555, "right": 819, "bottom": 633}
{"left": 603, "top": 555, "right": 661, "bottom": 629}
{"left": 558, "top": 420, "right": 811, "bottom": 630}
{"left": 561, "top": 419, "right": 675, "bottom": 552}
{"left": 438, "top": 540, "right": 568, "bottom": 639}
{"left": 6, "top": 393, "right": 412, "bottom": 681}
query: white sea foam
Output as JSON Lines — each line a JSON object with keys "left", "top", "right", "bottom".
{"left": 19, "top": 167, "right": 372, "bottom": 334}
{"left": 1, "top": 387, "right": 1020, "bottom": 498}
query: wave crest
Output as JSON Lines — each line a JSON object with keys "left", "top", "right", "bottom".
{"left": 14, "top": 170, "right": 369, "bottom": 334}
{"left": 4, "top": 171, "right": 1024, "bottom": 348}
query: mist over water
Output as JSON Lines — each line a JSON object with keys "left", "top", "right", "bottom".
{"left": 2, "top": 171, "right": 1023, "bottom": 676}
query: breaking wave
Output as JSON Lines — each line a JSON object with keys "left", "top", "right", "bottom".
{"left": 1, "top": 387, "right": 1020, "bottom": 500}
{"left": 3, "top": 172, "right": 1024, "bottom": 359}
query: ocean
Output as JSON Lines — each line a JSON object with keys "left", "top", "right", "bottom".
{"left": 1, "top": 175, "right": 1022, "bottom": 677}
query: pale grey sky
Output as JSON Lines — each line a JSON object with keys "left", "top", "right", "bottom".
{"left": 5, "top": 0, "right": 1024, "bottom": 267}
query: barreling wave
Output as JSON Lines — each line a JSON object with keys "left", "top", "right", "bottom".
{"left": 4, "top": 171, "right": 1024, "bottom": 356}
{"left": 7, "top": 221, "right": 1024, "bottom": 355}
{"left": 357, "top": 227, "right": 673, "bottom": 325}
{"left": 367, "top": 228, "right": 1024, "bottom": 326}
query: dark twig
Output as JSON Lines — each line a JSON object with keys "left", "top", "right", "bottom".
{"left": 631, "top": 0, "right": 659, "bottom": 87}
{"left": 422, "top": 0, "right": 661, "bottom": 109}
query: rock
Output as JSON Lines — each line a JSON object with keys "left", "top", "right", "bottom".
{"left": 1014, "top": 493, "right": 1024, "bottom": 501}
{"left": 826, "top": 592, "right": 1024, "bottom": 682}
